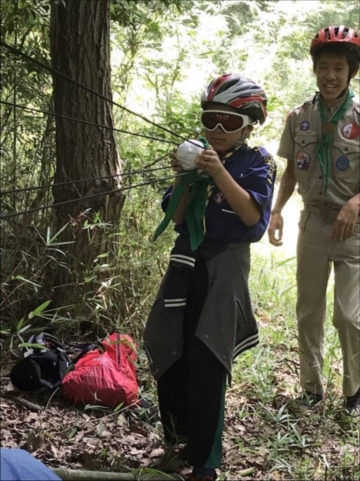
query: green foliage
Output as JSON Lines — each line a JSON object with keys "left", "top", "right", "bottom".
{"left": 1, "top": 0, "right": 54, "bottom": 223}
{"left": 110, "top": 0, "right": 195, "bottom": 27}
{"left": 2, "top": 0, "right": 360, "bottom": 338}
{"left": 1, "top": 3, "right": 360, "bottom": 478}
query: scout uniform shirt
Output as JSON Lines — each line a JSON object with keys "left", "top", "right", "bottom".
{"left": 278, "top": 92, "right": 360, "bottom": 218}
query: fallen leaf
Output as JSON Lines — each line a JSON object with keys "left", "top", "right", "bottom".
{"left": 149, "top": 448, "right": 164, "bottom": 458}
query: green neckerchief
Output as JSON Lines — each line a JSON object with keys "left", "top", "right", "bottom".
{"left": 316, "top": 89, "right": 354, "bottom": 193}
{"left": 153, "top": 137, "right": 212, "bottom": 251}
{"left": 153, "top": 140, "right": 243, "bottom": 251}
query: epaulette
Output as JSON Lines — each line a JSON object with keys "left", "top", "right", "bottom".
{"left": 256, "top": 146, "right": 276, "bottom": 167}
{"left": 286, "top": 97, "right": 312, "bottom": 118}
{"left": 306, "top": 94, "right": 315, "bottom": 104}
{"left": 300, "top": 95, "right": 315, "bottom": 110}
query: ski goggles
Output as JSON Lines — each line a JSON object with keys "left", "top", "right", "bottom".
{"left": 201, "top": 110, "right": 252, "bottom": 133}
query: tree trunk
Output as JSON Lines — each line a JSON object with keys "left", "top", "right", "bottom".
{"left": 49, "top": 0, "right": 124, "bottom": 310}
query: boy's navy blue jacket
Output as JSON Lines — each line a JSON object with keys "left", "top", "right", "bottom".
{"left": 144, "top": 143, "right": 276, "bottom": 380}
{"left": 162, "top": 143, "right": 276, "bottom": 244}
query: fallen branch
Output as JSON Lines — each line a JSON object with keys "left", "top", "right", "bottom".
{"left": 51, "top": 467, "right": 255, "bottom": 480}
{"left": 5, "top": 395, "right": 43, "bottom": 412}
{"left": 51, "top": 467, "right": 184, "bottom": 480}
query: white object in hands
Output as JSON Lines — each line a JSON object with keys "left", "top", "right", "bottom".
{"left": 176, "top": 139, "right": 204, "bottom": 170}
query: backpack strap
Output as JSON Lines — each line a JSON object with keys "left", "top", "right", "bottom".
{"left": 69, "top": 341, "right": 104, "bottom": 368}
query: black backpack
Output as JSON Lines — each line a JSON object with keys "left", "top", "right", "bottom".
{"left": 10, "top": 332, "right": 70, "bottom": 391}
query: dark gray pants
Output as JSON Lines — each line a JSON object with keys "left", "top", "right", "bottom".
{"left": 157, "top": 259, "right": 227, "bottom": 468}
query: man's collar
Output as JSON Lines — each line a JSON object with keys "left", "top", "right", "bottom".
{"left": 315, "top": 89, "right": 349, "bottom": 111}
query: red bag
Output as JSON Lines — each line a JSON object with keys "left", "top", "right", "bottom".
{"left": 62, "top": 333, "right": 138, "bottom": 408}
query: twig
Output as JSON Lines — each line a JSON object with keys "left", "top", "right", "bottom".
{"left": 238, "top": 467, "right": 256, "bottom": 476}
{"left": 44, "top": 386, "right": 60, "bottom": 411}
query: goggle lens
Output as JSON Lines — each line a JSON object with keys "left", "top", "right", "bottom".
{"left": 201, "top": 110, "right": 252, "bottom": 133}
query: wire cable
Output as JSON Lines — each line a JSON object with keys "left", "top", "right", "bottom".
{"left": 0, "top": 162, "right": 172, "bottom": 195}
{"left": 0, "top": 41, "right": 201, "bottom": 147}
{"left": 0, "top": 172, "right": 189, "bottom": 220}
{"left": 0, "top": 100, "right": 178, "bottom": 145}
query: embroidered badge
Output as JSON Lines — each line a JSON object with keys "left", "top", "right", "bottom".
{"left": 296, "top": 151, "right": 311, "bottom": 170}
{"left": 336, "top": 156, "right": 350, "bottom": 171}
{"left": 342, "top": 123, "right": 360, "bottom": 140}
{"left": 300, "top": 120, "right": 310, "bottom": 131}
{"left": 214, "top": 192, "right": 225, "bottom": 204}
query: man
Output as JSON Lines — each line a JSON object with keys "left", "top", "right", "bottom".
{"left": 268, "top": 26, "right": 360, "bottom": 417}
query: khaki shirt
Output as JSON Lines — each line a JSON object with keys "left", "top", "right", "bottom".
{"left": 278, "top": 94, "right": 360, "bottom": 212}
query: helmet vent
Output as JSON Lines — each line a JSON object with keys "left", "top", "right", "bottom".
{"left": 217, "top": 79, "right": 238, "bottom": 94}
{"left": 341, "top": 27, "right": 350, "bottom": 39}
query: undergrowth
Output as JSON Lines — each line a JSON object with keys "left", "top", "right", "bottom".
{"left": 1, "top": 200, "right": 359, "bottom": 481}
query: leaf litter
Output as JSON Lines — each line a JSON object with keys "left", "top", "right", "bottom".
{"left": 1, "top": 352, "right": 359, "bottom": 481}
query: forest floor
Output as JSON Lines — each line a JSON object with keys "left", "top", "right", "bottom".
{"left": 1, "top": 323, "right": 359, "bottom": 481}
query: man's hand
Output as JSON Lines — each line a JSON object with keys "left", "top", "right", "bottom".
{"left": 332, "top": 198, "right": 359, "bottom": 242}
{"left": 268, "top": 212, "right": 284, "bottom": 246}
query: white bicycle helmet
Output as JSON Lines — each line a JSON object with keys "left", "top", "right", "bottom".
{"left": 201, "top": 74, "right": 268, "bottom": 125}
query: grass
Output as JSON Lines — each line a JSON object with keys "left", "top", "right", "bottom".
{"left": 224, "top": 242, "right": 360, "bottom": 480}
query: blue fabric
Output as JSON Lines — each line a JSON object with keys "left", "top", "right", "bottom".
{"left": 0, "top": 448, "right": 61, "bottom": 481}
{"left": 162, "top": 143, "right": 276, "bottom": 243}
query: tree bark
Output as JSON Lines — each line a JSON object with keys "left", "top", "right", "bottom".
{"left": 49, "top": 0, "right": 124, "bottom": 308}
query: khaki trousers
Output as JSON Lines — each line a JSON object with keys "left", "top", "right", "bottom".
{"left": 296, "top": 211, "right": 360, "bottom": 398}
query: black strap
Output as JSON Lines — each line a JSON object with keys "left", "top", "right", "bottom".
{"left": 69, "top": 341, "right": 104, "bottom": 368}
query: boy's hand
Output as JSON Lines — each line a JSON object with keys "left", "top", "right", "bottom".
{"left": 195, "top": 148, "right": 225, "bottom": 178}
{"left": 268, "top": 212, "right": 284, "bottom": 246}
{"left": 332, "top": 198, "right": 358, "bottom": 241}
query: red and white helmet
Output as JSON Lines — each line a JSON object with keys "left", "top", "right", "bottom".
{"left": 310, "top": 26, "right": 360, "bottom": 58}
{"left": 201, "top": 74, "right": 268, "bottom": 125}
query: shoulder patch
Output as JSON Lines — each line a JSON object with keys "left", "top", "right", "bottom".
{"left": 263, "top": 155, "right": 275, "bottom": 166}
{"left": 256, "top": 146, "right": 277, "bottom": 168}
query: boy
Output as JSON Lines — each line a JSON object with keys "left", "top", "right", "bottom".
{"left": 1, "top": 448, "right": 61, "bottom": 480}
{"left": 144, "top": 74, "right": 276, "bottom": 480}
{"left": 268, "top": 26, "right": 360, "bottom": 416}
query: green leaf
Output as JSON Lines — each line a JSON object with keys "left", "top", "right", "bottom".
{"left": 47, "top": 222, "right": 70, "bottom": 245}
{"left": 113, "top": 402, "right": 124, "bottom": 412}
{"left": 18, "top": 325, "right": 32, "bottom": 334}
{"left": 68, "top": 427, "right": 78, "bottom": 439}
{"left": 18, "top": 342, "right": 49, "bottom": 350}
{"left": 30, "top": 300, "right": 52, "bottom": 317}
{"left": 13, "top": 275, "right": 41, "bottom": 288}
{"left": 16, "top": 317, "right": 25, "bottom": 331}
